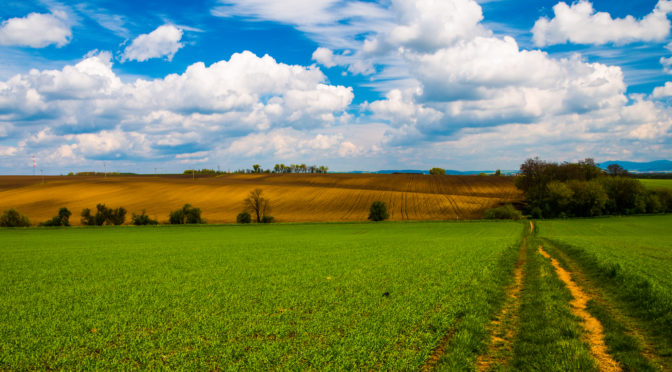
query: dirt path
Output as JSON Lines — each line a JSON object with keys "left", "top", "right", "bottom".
{"left": 538, "top": 245, "right": 621, "bottom": 372}
{"left": 475, "top": 237, "right": 527, "bottom": 371}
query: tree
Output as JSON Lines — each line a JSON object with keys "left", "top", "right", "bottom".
{"left": 0, "top": 209, "right": 31, "bottom": 227}
{"left": 252, "top": 164, "right": 262, "bottom": 173}
{"left": 40, "top": 207, "right": 72, "bottom": 226}
{"left": 244, "top": 189, "right": 271, "bottom": 223}
{"left": 495, "top": 169, "right": 501, "bottom": 176}
{"left": 81, "top": 204, "right": 126, "bottom": 225}
{"left": 169, "top": 204, "right": 204, "bottom": 224}
{"left": 607, "top": 163, "right": 628, "bottom": 177}
{"left": 237, "top": 211, "right": 252, "bottom": 223}
{"left": 429, "top": 167, "right": 446, "bottom": 175}
{"left": 368, "top": 201, "right": 389, "bottom": 221}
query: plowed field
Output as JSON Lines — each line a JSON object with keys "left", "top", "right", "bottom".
{"left": 0, "top": 173, "right": 521, "bottom": 224}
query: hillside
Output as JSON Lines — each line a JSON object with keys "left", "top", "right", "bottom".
{"left": 0, "top": 173, "right": 522, "bottom": 225}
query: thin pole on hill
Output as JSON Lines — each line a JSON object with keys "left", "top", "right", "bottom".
{"left": 41, "top": 169, "right": 44, "bottom": 184}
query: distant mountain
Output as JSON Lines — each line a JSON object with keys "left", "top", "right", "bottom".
{"left": 348, "top": 169, "right": 519, "bottom": 175}
{"left": 600, "top": 160, "right": 672, "bottom": 173}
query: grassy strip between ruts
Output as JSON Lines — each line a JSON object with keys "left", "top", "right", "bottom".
{"left": 540, "top": 240, "right": 658, "bottom": 371}
{"left": 509, "top": 231, "right": 598, "bottom": 371}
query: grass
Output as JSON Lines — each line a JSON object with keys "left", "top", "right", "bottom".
{"left": 638, "top": 178, "right": 672, "bottom": 190}
{"left": 0, "top": 221, "right": 523, "bottom": 370}
{"left": 509, "top": 231, "right": 597, "bottom": 372}
{"left": 537, "top": 215, "right": 672, "bottom": 350}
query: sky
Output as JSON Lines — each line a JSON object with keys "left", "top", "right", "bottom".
{"left": 1, "top": 0, "right": 671, "bottom": 174}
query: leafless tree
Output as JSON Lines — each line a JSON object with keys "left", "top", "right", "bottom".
{"left": 244, "top": 188, "right": 271, "bottom": 223}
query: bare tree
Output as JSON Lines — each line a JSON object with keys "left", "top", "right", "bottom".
{"left": 244, "top": 188, "right": 271, "bottom": 223}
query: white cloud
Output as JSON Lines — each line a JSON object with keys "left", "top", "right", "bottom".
{"left": 0, "top": 50, "right": 355, "bottom": 168}
{"left": 532, "top": 1, "right": 672, "bottom": 46}
{"left": 653, "top": 81, "right": 672, "bottom": 98}
{"left": 0, "top": 11, "right": 72, "bottom": 48}
{"left": 661, "top": 56, "right": 672, "bottom": 73}
{"left": 0, "top": 145, "right": 17, "bottom": 156}
{"left": 121, "top": 25, "right": 184, "bottom": 62}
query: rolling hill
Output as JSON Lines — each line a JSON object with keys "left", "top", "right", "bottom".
{"left": 0, "top": 173, "right": 522, "bottom": 225}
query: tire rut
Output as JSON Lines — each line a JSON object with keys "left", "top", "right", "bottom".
{"left": 476, "top": 236, "right": 527, "bottom": 371}
{"left": 538, "top": 245, "right": 621, "bottom": 372}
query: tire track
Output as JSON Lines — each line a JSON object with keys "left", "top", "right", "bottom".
{"left": 476, "top": 236, "right": 527, "bottom": 371}
{"left": 538, "top": 245, "right": 621, "bottom": 372}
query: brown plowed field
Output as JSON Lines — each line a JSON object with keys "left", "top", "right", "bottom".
{"left": 0, "top": 173, "right": 522, "bottom": 225}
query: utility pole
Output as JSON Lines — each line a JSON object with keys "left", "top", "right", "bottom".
{"left": 104, "top": 162, "right": 107, "bottom": 178}
{"left": 41, "top": 169, "right": 44, "bottom": 184}
{"left": 32, "top": 155, "right": 36, "bottom": 176}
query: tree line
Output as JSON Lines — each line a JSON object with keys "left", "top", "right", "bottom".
{"left": 516, "top": 157, "right": 672, "bottom": 218}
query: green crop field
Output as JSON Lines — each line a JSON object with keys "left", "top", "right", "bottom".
{"left": 537, "top": 215, "right": 672, "bottom": 291}
{"left": 0, "top": 222, "right": 523, "bottom": 370}
{"left": 536, "top": 215, "right": 672, "bottom": 368}
{"left": 639, "top": 178, "right": 672, "bottom": 190}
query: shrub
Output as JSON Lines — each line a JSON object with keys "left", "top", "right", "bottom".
{"left": 131, "top": 210, "right": 158, "bottom": 225}
{"left": 429, "top": 167, "right": 446, "bottom": 175}
{"left": 169, "top": 204, "right": 204, "bottom": 224}
{"left": 81, "top": 204, "right": 126, "bottom": 225}
{"left": 483, "top": 204, "right": 522, "bottom": 220}
{"left": 0, "top": 209, "right": 31, "bottom": 227}
{"left": 368, "top": 201, "right": 389, "bottom": 221}
{"left": 40, "top": 207, "right": 72, "bottom": 226}
{"left": 261, "top": 215, "right": 274, "bottom": 223}
{"left": 236, "top": 211, "right": 251, "bottom": 224}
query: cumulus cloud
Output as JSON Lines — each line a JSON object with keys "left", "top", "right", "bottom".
{"left": 0, "top": 50, "right": 356, "bottom": 168}
{"left": 121, "top": 25, "right": 184, "bottom": 62}
{"left": 653, "top": 82, "right": 672, "bottom": 98}
{"left": 532, "top": 0, "right": 672, "bottom": 46}
{"left": 0, "top": 11, "right": 72, "bottom": 48}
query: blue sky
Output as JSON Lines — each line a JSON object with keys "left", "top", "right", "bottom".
{"left": 1, "top": 0, "right": 671, "bottom": 174}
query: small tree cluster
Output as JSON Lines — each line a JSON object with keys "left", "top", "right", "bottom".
{"left": 183, "top": 169, "right": 224, "bottom": 176}
{"left": 273, "top": 164, "right": 328, "bottom": 174}
{"left": 40, "top": 207, "right": 72, "bottom": 226}
{"left": 81, "top": 204, "right": 127, "bottom": 225}
{"left": 517, "top": 158, "right": 671, "bottom": 218}
{"left": 368, "top": 201, "right": 389, "bottom": 221}
{"left": 169, "top": 204, "right": 204, "bottom": 224}
{"left": 131, "top": 210, "right": 158, "bottom": 225}
{"left": 0, "top": 209, "right": 31, "bottom": 227}
{"left": 429, "top": 167, "right": 446, "bottom": 175}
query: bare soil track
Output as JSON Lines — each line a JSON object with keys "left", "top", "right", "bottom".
{"left": 0, "top": 174, "right": 521, "bottom": 225}
{"left": 538, "top": 245, "right": 621, "bottom": 372}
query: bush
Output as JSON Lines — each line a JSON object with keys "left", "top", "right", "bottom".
{"left": 40, "top": 207, "right": 72, "bottom": 226}
{"left": 261, "top": 215, "right": 274, "bottom": 223}
{"left": 81, "top": 204, "right": 126, "bottom": 225}
{"left": 368, "top": 201, "right": 389, "bottom": 221}
{"left": 483, "top": 204, "right": 522, "bottom": 220}
{"left": 131, "top": 210, "right": 158, "bottom": 225}
{"left": 429, "top": 167, "right": 446, "bottom": 175}
{"left": 0, "top": 209, "right": 31, "bottom": 227}
{"left": 169, "top": 204, "right": 204, "bottom": 224}
{"left": 236, "top": 211, "right": 251, "bottom": 223}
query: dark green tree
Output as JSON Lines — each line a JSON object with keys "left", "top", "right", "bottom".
{"left": 0, "top": 209, "right": 31, "bottom": 227}
{"left": 368, "top": 201, "right": 389, "bottom": 221}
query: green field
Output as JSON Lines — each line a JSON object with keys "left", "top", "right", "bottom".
{"left": 537, "top": 215, "right": 672, "bottom": 367}
{"left": 537, "top": 215, "right": 672, "bottom": 291}
{"left": 0, "top": 222, "right": 523, "bottom": 370}
{"left": 639, "top": 178, "right": 672, "bottom": 190}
